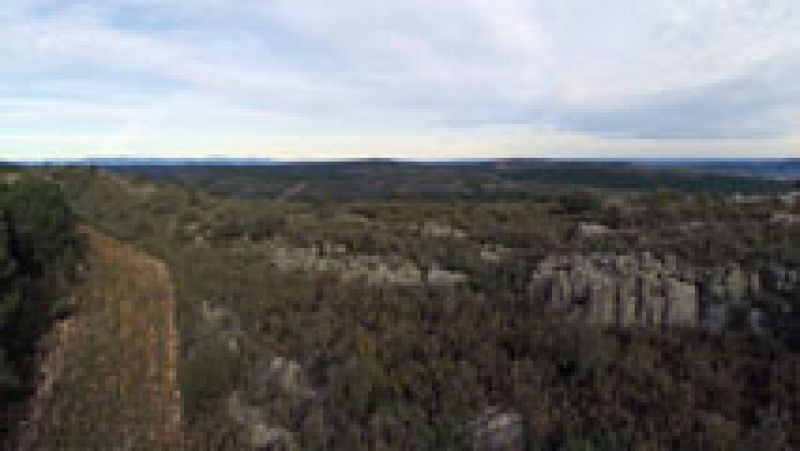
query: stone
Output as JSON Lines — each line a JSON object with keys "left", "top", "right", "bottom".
{"left": 749, "top": 308, "right": 766, "bottom": 334}
{"left": 747, "top": 271, "right": 761, "bottom": 299}
{"left": 705, "top": 303, "right": 728, "bottom": 333}
{"left": 265, "top": 356, "right": 316, "bottom": 399}
{"left": 725, "top": 265, "right": 747, "bottom": 304}
{"left": 770, "top": 212, "right": 800, "bottom": 225}
{"left": 616, "top": 276, "right": 638, "bottom": 327}
{"left": 551, "top": 271, "right": 572, "bottom": 309}
{"left": 642, "top": 296, "right": 666, "bottom": 327}
{"left": 640, "top": 251, "right": 661, "bottom": 271}
{"left": 249, "top": 423, "right": 296, "bottom": 450}
{"left": 587, "top": 272, "right": 615, "bottom": 324}
{"left": 663, "top": 254, "right": 678, "bottom": 274}
{"left": 227, "top": 391, "right": 297, "bottom": 448}
{"left": 529, "top": 273, "right": 552, "bottom": 305}
{"left": 420, "top": 221, "right": 467, "bottom": 239}
{"left": 428, "top": 267, "right": 468, "bottom": 284}
{"left": 664, "top": 278, "right": 698, "bottom": 327}
{"left": 470, "top": 407, "right": 525, "bottom": 451}
{"left": 638, "top": 273, "right": 659, "bottom": 305}
{"left": 570, "top": 268, "right": 591, "bottom": 303}
{"left": 577, "top": 222, "right": 611, "bottom": 237}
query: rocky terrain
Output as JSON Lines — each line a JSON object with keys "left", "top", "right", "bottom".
{"left": 20, "top": 165, "right": 796, "bottom": 449}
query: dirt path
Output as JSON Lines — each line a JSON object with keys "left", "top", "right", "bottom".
{"left": 17, "top": 226, "right": 183, "bottom": 449}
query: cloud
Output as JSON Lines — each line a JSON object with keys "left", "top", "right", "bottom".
{"left": 1, "top": 0, "right": 799, "bottom": 158}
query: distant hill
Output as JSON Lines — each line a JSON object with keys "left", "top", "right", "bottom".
{"left": 6, "top": 157, "right": 799, "bottom": 179}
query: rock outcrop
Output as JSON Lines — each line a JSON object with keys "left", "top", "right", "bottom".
{"left": 262, "top": 241, "right": 466, "bottom": 286}
{"left": 530, "top": 253, "right": 699, "bottom": 328}
{"left": 528, "top": 253, "right": 791, "bottom": 330}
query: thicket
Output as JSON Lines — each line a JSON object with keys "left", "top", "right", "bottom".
{"left": 0, "top": 178, "right": 82, "bottom": 441}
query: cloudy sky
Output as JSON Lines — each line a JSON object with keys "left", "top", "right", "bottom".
{"left": 1, "top": 0, "right": 799, "bottom": 160}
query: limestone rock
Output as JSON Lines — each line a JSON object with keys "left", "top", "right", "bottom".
{"left": 227, "top": 392, "right": 297, "bottom": 450}
{"left": 616, "top": 276, "right": 638, "bottom": 327}
{"left": 552, "top": 270, "right": 572, "bottom": 309}
{"left": 587, "top": 272, "right": 615, "bottom": 324}
{"left": 664, "top": 279, "right": 698, "bottom": 327}
{"left": 725, "top": 265, "right": 747, "bottom": 304}
{"left": 767, "top": 265, "right": 798, "bottom": 294}
{"left": 749, "top": 308, "right": 767, "bottom": 334}
{"left": 259, "top": 356, "right": 316, "bottom": 399}
{"left": 577, "top": 222, "right": 611, "bottom": 237}
{"left": 249, "top": 424, "right": 296, "bottom": 450}
{"left": 748, "top": 272, "right": 761, "bottom": 299}
{"left": 643, "top": 296, "right": 665, "bottom": 327}
{"left": 704, "top": 303, "right": 728, "bottom": 333}
{"left": 526, "top": 252, "right": 781, "bottom": 333}
{"left": 470, "top": 407, "right": 525, "bottom": 451}
{"left": 528, "top": 252, "right": 703, "bottom": 329}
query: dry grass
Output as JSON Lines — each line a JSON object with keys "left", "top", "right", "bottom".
{"left": 25, "top": 226, "right": 182, "bottom": 450}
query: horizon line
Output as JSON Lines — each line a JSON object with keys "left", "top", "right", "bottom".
{"left": 3, "top": 156, "right": 800, "bottom": 166}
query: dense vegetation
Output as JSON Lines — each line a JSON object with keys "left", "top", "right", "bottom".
{"left": 0, "top": 176, "right": 81, "bottom": 442}
{"left": 41, "top": 163, "right": 797, "bottom": 450}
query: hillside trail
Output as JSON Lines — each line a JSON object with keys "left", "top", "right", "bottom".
{"left": 15, "top": 226, "right": 183, "bottom": 450}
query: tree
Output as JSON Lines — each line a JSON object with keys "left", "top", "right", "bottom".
{"left": 0, "top": 219, "right": 20, "bottom": 327}
{"left": 1, "top": 179, "right": 79, "bottom": 276}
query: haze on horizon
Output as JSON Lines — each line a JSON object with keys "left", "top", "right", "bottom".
{"left": 1, "top": 0, "right": 799, "bottom": 161}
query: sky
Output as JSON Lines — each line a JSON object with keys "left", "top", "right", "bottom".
{"left": 1, "top": 0, "right": 799, "bottom": 160}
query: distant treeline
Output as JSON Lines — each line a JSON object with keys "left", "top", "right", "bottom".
{"left": 641, "top": 159, "right": 800, "bottom": 180}
{"left": 104, "top": 161, "right": 793, "bottom": 201}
